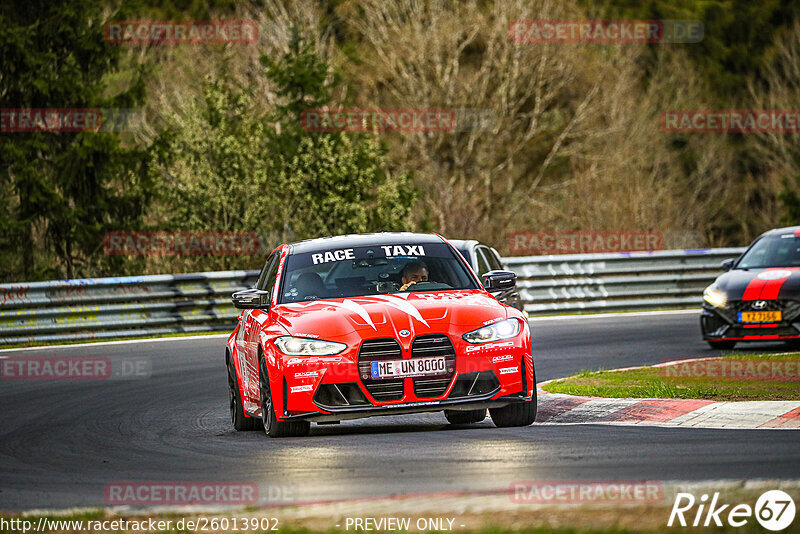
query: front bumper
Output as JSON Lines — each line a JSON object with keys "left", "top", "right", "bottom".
{"left": 283, "top": 392, "right": 533, "bottom": 423}
{"left": 276, "top": 333, "right": 534, "bottom": 422}
{"left": 701, "top": 301, "right": 800, "bottom": 341}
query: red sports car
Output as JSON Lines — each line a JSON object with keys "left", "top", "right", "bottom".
{"left": 226, "top": 233, "right": 536, "bottom": 437}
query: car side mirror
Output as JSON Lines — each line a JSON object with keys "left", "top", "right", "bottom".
{"left": 482, "top": 270, "right": 516, "bottom": 291}
{"left": 720, "top": 258, "right": 735, "bottom": 271}
{"left": 232, "top": 288, "right": 271, "bottom": 309}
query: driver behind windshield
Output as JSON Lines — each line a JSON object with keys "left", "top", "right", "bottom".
{"left": 399, "top": 261, "right": 429, "bottom": 291}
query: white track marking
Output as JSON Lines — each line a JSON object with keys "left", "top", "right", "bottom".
{"left": 666, "top": 401, "right": 800, "bottom": 428}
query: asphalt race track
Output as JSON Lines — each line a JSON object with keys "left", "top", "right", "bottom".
{"left": 1, "top": 310, "right": 799, "bottom": 510}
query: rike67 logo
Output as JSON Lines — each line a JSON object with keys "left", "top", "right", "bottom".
{"left": 668, "top": 490, "right": 796, "bottom": 531}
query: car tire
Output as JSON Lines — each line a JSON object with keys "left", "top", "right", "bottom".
{"left": 489, "top": 396, "right": 537, "bottom": 427}
{"left": 707, "top": 340, "right": 736, "bottom": 350}
{"left": 444, "top": 408, "right": 486, "bottom": 425}
{"left": 259, "top": 351, "right": 310, "bottom": 438}
{"left": 490, "top": 364, "right": 538, "bottom": 427}
{"left": 227, "top": 356, "right": 261, "bottom": 431}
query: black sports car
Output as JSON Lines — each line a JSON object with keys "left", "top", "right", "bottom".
{"left": 701, "top": 226, "right": 800, "bottom": 349}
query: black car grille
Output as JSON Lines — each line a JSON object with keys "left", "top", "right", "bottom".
{"left": 357, "top": 338, "right": 405, "bottom": 401}
{"left": 780, "top": 300, "right": 800, "bottom": 321}
{"left": 714, "top": 299, "right": 800, "bottom": 324}
{"left": 411, "top": 335, "right": 456, "bottom": 398}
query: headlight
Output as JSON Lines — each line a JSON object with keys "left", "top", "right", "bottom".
{"left": 703, "top": 285, "right": 727, "bottom": 308}
{"left": 463, "top": 318, "right": 521, "bottom": 344}
{"left": 274, "top": 336, "right": 346, "bottom": 356}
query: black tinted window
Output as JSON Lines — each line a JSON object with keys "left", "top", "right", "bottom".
{"left": 257, "top": 253, "right": 280, "bottom": 294}
{"left": 738, "top": 235, "right": 800, "bottom": 268}
{"left": 280, "top": 242, "right": 479, "bottom": 303}
{"left": 481, "top": 246, "right": 503, "bottom": 271}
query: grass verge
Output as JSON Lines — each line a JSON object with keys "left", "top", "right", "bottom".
{"left": 542, "top": 353, "right": 800, "bottom": 401}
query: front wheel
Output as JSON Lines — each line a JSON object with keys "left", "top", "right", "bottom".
{"left": 444, "top": 408, "right": 486, "bottom": 425}
{"left": 490, "top": 396, "right": 537, "bottom": 427}
{"left": 490, "top": 362, "right": 538, "bottom": 427}
{"left": 259, "top": 352, "right": 310, "bottom": 438}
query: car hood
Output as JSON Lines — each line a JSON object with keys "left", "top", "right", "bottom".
{"left": 714, "top": 267, "right": 800, "bottom": 300}
{"left": 271, "top": 289, "right": 510, "bottom": 340}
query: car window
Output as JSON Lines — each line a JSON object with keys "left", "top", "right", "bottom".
{"left": 738, "top": 234, "right": 800, "bottom": 268}
{"left": 280, "top": 242, "right": 480, "bottom": 303}
{"left": 482, "top": 246, "right": 503, "bottom": 271}
{"left": 475, "top": 247, "right": 491, "bottom": 276}
{"left": 455, "top": 247, "right": 472, "bottom": 267}
{"left": 256, "top": 252, "right": 276, "bottom": 289}
{"left": 257, "top": 253, "right": 279, "bottom": 292}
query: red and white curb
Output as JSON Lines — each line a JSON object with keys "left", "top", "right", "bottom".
{"left": 536, "top": 359, "right": 800, "bottom": 430}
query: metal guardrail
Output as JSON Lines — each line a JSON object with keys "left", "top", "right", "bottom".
{"left": 0, "top": 271, "right": 258, "bottom": 345}
{"left": 0, "top": 248, "right": 745, "bottom": 345}
{"left": 503, "top": 247, "right": 745, "bottom": 314}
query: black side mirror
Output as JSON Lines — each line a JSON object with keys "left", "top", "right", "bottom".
{"left": 232, "top": 288, "right": 271, "bottom": 309}
{"left": 720, "top": 258, "right": 735, "bottom": 271}
{"left": 482, "top": 270, "right": 517, "bottom": 291}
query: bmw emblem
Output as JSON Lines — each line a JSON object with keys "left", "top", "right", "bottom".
{"left": 399, "top": 329, "right": 411, "bottom": 337}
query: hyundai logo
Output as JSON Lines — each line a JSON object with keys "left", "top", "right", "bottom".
{"left": 399, "top": 329, "right": 411, "bottom": 337}
{"left": 752, "top": 300, "right": 768, "bottom": 310}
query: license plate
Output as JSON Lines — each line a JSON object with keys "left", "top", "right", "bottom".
{"left": 370, "top": 357, "right": 448, "bottom": 379}
{"left": 739, "top": 311, "right": 782, "bottom": 323}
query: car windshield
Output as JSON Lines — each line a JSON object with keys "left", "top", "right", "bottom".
{"left": 279, "top": 242, "right": 479, "bottom": 303}
{"left": 737, "top": 234, "right": 800, "bottom": 269}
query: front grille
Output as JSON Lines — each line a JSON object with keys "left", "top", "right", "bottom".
{"left": 357, "top": 338, "right": 405, "bottom": 401}
{"left": 784, "top": 300, "right": 800, "bottom": 321}
{"left": 722, "top": 300, "right": 800, "bottom": 321}
{"left": 730, "top": 300, "right": 784, "bottom": 313}
{"left": 411, "top": 335, "right": 456, "bottom": 398}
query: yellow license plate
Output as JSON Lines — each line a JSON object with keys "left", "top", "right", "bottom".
{"left": 739, "top": 311, "right": 782, "bottom": 323}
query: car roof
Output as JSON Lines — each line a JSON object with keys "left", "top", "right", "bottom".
{"left": 761, "top": 225, "right": 800, "bottom": 237}
{"left": 288, "top": 232, "right": 448, "bottom": 254}
{"left": 446, "top": 239, "right": 479, "bottom": 251}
